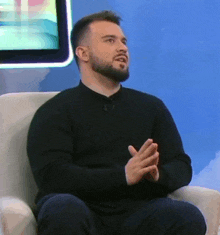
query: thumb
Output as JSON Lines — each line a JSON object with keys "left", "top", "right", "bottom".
{"left": 128, "top": 145, "right": 137, "bottom": 157}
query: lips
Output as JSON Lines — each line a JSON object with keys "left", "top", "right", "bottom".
{"left": 114, "top": 55, "right": 128, "bottom": 64}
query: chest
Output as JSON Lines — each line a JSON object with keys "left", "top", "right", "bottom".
{"left": 72, "top": 103, "right": 156, "bottom": 157}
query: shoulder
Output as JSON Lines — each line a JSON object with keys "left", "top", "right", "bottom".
{"left": 34, "top": 86, "right": 80, "bottom": 116}
{"left": 123, "top": 86, "right": 164, "bottom": 106}
{"left": 46, "top": 86, "right": 79, "bottom": 104}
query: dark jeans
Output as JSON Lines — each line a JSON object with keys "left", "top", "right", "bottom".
{"left": 36, "top": 193, "right": 207, "bottom": 235}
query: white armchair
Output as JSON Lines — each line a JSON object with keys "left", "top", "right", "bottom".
{"left": 1, "top": 92, "right": 220, "bottom": 235}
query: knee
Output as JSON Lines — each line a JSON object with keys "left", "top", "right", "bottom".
{"left": 37, "top": 194, "right": 94, "bottom": 234}
{"left": 190, "top": 207, "right": 207, "bottom": 234}
{"left": 38, "top": 193, "right": 90, "bottom": 221}
{"left": 154, "top": 199, "right": 207, "bottom": 234}
{"left": 177, "top": 202, "right": 207, "bottom": 234}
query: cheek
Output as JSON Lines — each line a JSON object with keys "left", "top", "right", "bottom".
{"left": 90, "top": 44, "right": 114, "bottom": 62}
{"left": 95, "top": 44, "right": 114, "bottom": 57}
{"left": 95, "top": 46, "right": 109, "bottom": 56}
{"left": 94, "top": 50, "right": 112, "bottom": 62}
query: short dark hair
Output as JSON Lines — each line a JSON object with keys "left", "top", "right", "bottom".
{"left": 71, "top": 10, "right": 122, "bottom": 68}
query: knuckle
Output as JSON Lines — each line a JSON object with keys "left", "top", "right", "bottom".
{"left": 155, "top": 151, "right": 159, "bottom": 157}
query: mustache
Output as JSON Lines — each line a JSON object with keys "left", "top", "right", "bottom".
{"left": 114, "top": 54, "right": 128, "bottom": 60}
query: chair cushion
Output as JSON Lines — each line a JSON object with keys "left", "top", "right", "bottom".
{"left": 0, "top": 92, "right": 59, "bottom": 208}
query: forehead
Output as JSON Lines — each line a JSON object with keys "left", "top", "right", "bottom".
{"left": 89, "top": 21, "right": 126, "bottom": 38}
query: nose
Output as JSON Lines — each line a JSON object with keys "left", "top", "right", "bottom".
{"left": 117, "top": 40, "right": 128, "bottom": 53}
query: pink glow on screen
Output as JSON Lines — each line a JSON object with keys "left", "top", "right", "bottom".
{"left": 15, "top": 0, "right": 46, "bottom": 7}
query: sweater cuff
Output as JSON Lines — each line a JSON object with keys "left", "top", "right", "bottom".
{"left": 114, "top": 166, "right": 128, "bottom": 187}
{"left": 157, "top": 168, "right": 167, "bottom": 184}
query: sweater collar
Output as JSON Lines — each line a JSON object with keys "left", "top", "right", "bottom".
{"left": 78, "top": 80, "right": 123, "bottom": 101}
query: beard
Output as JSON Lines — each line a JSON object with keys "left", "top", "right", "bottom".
{"left": 90, "top": 53, "right": 130, "bottom": 83}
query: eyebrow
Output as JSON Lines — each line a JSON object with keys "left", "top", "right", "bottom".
{"left": 101, "top": 35, "right": 127, "bottom": 42}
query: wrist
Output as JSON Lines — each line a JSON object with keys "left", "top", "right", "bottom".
{"left": 145, "top": 169, "right": 159, "bottom": 182}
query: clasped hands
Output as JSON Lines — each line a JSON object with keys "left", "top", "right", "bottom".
{"left": 125, "top": 139, "right": 159, "bottom": 186}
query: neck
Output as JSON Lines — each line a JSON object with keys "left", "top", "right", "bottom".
{"left": 80, "top": 69, "right": 121, "bottom": 97}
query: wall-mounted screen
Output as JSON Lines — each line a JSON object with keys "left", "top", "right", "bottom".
{"left": 0, "top": 0, "right": 73, "bottom": 69}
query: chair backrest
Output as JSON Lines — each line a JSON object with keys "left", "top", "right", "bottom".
{"left": 0, "top": 92, "right": 59, "bottom": 209}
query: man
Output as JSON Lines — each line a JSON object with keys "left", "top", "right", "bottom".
{"left": 27, "top": 10, "right": 207, "bottom": 235}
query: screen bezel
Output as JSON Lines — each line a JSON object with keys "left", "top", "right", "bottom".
{"left": 0, "top": 0, "right": 70, "bottom": 65}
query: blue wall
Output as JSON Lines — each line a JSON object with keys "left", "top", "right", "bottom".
{"left": 1, "top": 0, "right": 220, "bottom": 187}
{"left": 112, "top": 0, "right": 220, "bottom": 177}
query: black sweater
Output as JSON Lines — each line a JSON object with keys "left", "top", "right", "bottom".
{"left": 27, "top": 80, "right": 192, "bottom": 214}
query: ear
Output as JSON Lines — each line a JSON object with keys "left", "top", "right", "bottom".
{"left": 75, "top": 46, "right": 89, "bottom": 63}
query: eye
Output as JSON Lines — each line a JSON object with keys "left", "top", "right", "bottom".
{"left": 106, "top": 38, "right": 115, "bottom": 43}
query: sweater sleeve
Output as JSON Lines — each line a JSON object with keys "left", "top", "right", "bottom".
{"left": 27, "top": 98, "right": 128, "bottom": 202}
{"left": 127, "top": 98, "right": 192, "bottom": 199}
{"left": 152, "top": 99, "right": 192, "bottom": 192}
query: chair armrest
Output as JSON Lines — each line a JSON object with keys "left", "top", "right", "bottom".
{"left": 168, "top": 186, "right": 220, "bottom": 235}
{"left": 0, "top": 196, "right": 37, "bottom": 235}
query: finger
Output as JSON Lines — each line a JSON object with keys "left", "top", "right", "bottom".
{"left": 139, "top": 165, "right": 157, "bottom": 177}
{"left": 153, "top": 151, "right": 159, "bottom": 164}
{"left": 141, "top": 152, "right": 159, "bottom": 167}
{"left": 155, "top": 152, "right": 159, "bottom": 165}
{"left": 148, "top": 151, "right": 159, "bottom": 165}
{"left": 128, "top": 145, "right": 137, "bottom": 157}
{"left": 154, "top": 169, "right": 160, "bottom": 181}
{"left": 138, "top": 139, "right": 153, "bottom": 155}
{"left": 145, "top": 167, "right": 159, "bottom": 181}
{"left": 140, "top": 143, "right": 158, "bottom": 160}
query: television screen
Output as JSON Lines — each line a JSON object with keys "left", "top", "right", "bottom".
{"left": 0, "top": 0, "right": 73, "bottom": 69}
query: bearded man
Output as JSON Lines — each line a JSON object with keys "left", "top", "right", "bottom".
{"left": 27, "top": 10, "right": 206, "bottom": 235}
